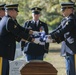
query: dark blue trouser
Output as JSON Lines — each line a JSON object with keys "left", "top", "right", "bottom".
{"left": 65, "top": 55, "right": 75, "bottom": 75}
{"left": 0, "top": 57, "right": 9, "bottom": 75}
{"left": 25, "top": 54, "right": 44, "bottom": 62}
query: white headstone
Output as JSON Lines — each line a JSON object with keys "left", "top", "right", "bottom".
{"left": 9, "top": 59, "right": 26, "bottom": 75}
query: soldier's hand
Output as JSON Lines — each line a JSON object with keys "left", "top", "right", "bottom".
{"left": 21, "top": 39, "right": 28, "bottom": 42}
{"left": 29, "top": 30, "right": 39, "bottom": 35}
{"left": 29, "top": 30, "right": 33, "bottom": 34}
{"left": 47, "top": 35, "right": 56, "bottom": 43}
{"left": 32, "top": 31, "right": 39, "bottom": 35}
{"left": 52, "top": 39, "right": 56, "bottom": 43}
{"left": 46, "top": 35, "right": 55, "bottom": 43}
{"left": 47, "top": 35, "right": 52, "bottom": 39}
{"left": 31, "top": 38, "right": 35, "bottom": 42}
{"left": 33, "top": 38, "right": 40, "bottom": 44}
{"left": 46, "top": 37, "right": 52, "bottom": 43}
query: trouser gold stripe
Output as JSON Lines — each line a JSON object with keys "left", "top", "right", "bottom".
{"left": 0, "top": 57, "right": 2, "bottom": 75}
{"left": 74, "top": 54, "right": 76, "bottom": 75}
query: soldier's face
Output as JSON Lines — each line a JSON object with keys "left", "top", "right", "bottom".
{"left": 9, "top": 9, "right": 18, "bottom": 19}
{"left": 0, "top": 10, "right": 5, "bottom": 17}
{"left": 32, "top": 13, "right": 40, "bottom": 20}
{"left": 12, "top": 10, "right": 18, "bottom": 19}
{"left": 62, "top": 8, "right": 73, "bottom": 17}
{"left": 62, "top": 8, "right": 69, "bottom": 17}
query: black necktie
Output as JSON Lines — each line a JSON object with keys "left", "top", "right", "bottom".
{"left": 34, "top": 21, "right": 37, "bottom": 28}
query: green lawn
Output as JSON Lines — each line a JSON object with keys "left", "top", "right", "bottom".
{"left": 16, "top": 43, "right": 66, "bottom": 75}
{"left": 44, "top": 43, "right": 66, "bottom": 75}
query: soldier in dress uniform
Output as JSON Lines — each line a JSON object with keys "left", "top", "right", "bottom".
{"left": 21, "top": 7, "right": 49, "bottom": 61}
{"left": 49, "top": 2, "right": 76, "bottom": 75}
{"left": 0, "top": 4, "right": 33, "bottom": 75}
{"left": 0, "top": 4, "right": 10, "bottom": 75}
{"left": 0, "top": 4, "right": 5, "bottom": 19}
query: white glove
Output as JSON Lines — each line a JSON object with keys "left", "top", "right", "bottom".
{"left": 46, "top": 38, "right": 52, "bottom": 43}
{"left": 45, "top": 35, "right": 53, "bottom": 43}
{"left": 33, "top": 31, "right": 39, "bottom": 35}
{"left": 34, "top": 38, "right": 40, "bottom": 44}
{"left": 46, "top": 35, "right": 51, "bottom": 38}
{"left": 39, "top": 41, "right": 45, "bottom": 45}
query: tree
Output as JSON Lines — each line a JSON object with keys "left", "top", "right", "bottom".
{"left": 0, "top": 0, "right": 75, "bottom": 30}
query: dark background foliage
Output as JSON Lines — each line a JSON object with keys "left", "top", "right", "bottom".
{"left": 0, "top": 0, "right": 76, "bottom": 30}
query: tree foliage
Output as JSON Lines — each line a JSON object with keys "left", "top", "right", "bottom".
{"left": 0, "top": 0, "right": 75, "bottom": 30}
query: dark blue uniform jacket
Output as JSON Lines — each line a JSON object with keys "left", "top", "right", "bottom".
{"left": 0, "top": 15, "right": 30, "bottom": 60}
{"left": 51, "top": 14, "right": 76, "bottom": 53}
{"left": 21, "top": 20, "right": 49, "bottom": 56}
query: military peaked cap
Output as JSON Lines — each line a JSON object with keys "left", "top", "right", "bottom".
{"left": 0, "top": 4, "right": 6, "bottom": 10}
{"left": 5, "top": 4, "right": 19, "bottom": 12}
{"left": 31, "top": 7, "right": 42, "bottom": 14}
{"left": 60, "top": 2, "right": 75, "bottom": 11}
{"left": 61, "top": 2, "right": 75, "bottom": 7}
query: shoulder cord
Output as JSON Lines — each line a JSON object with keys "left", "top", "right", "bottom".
{"left": 6, "top": 17, "right": 11, "bottom": 32}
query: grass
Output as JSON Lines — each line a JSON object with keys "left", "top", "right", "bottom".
{"left": 44, "top": 43, "right": 66, "bottom": 75}
{"left": 16, "top": 43, "right": 66, "bottom": 75}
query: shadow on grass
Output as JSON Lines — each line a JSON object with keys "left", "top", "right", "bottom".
{"left": 49, "top": 49, "right": 60, "bottom": 53}
{"left": 49, "top": 43, "right": 61, "bottom": 53}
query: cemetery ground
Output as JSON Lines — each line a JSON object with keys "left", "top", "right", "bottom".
{"left": 15, "top": 43, "right": 66, "bottom": 75}
{"left": 44, "top": 43, "right": 66, "bottom": 75}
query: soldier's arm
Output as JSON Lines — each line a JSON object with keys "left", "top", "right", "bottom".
{"left": 50, "top": 19, "right": 75, "bottom": 43}
{"left": 20, "top": 21, "right": 31, "bottom": 50}
{"left": 24, "top": 21, "right": 33, "bottom": 41}
{"left": 6, "top": 18, "right": 33, "bottom": 41}
{"left": 43, "top": 23, "right": 49, "bottom": 53}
